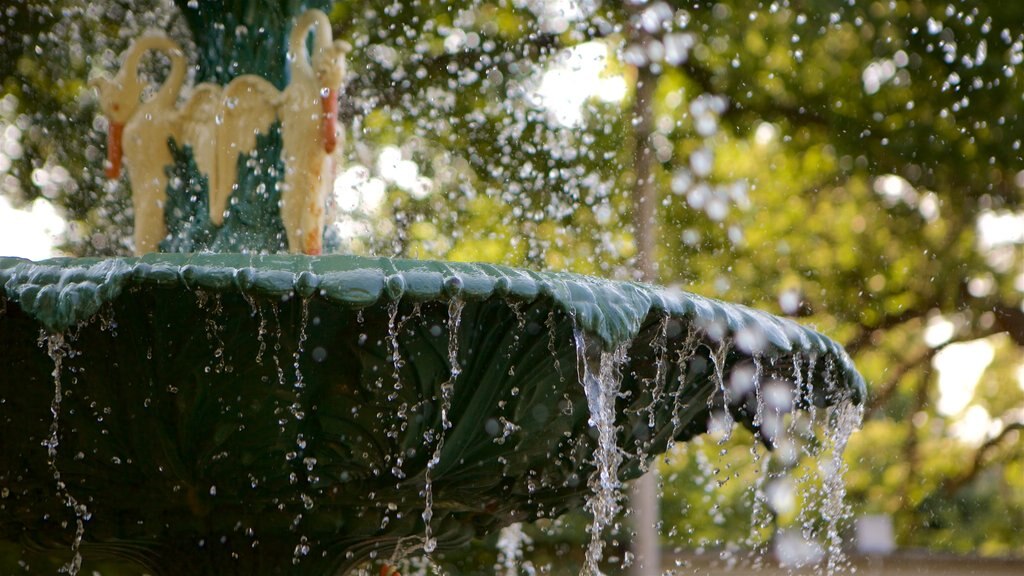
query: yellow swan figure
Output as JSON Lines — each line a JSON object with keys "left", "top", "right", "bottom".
{"left": 92, "top": 33, "right": 186, "bottom": 255}
{"left": 177, "top": 82, "right": 221, "bottom": 217}
{"left": 280, "top": 9, "right": 351, "bottom": 254}
{"left": 208, "top": 76, "right": 282, "bottom": 225}
{"left": 176, "top": 74, "right": 281, "bottom": 226}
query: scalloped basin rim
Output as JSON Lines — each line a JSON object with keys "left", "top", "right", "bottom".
{"left": 0, "top": 254, "right": 865, "bottom": 402}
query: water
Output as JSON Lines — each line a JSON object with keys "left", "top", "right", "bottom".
{"left": 575, "top": 329, "right": 628, "bottom": 576}
{"left": 667, "top": 325, "right": 700, "bottom": 446}
{"left": 242, "top": 293, "right": 268, "bottom": 364}
{"left": 290, "top": 297, "right": 310, "bottom": 414}
{"left": 496, "top": 522, "right": 534, "bottom": 576}
{"left": 708, "top": 340, "right": 734, "bottom": 443}
{"left": 41, "top": 331, "right": 88, "bottom": 576}
{"left": 751, "top": 356, "right": 766, "bottom": 428}
{"left": 547, "top": 311, "right": 566, "bottom": 384}
{"left": 644, "top": 314, "right": 671, "bottom": 431}
{"left": 387, "top": 301, "right": 404, "bottom": 395}
{"left": 506, "top": 301, "right": 527, "bottom": 377}
{"left": 289, "top": 298, "right": 312, "bottom": 564}
{"left": 422, "top": 298, "right": 464, "bottom": 557}
{"left": 196, "top": 291, "right": 230, "bottom": 374}
{"left": 648, "top": 330, "right": 864, "bottom": 576}
{"left": 270, "top": 302, "right": 288, "bottom": 425}
{"left": 743, "top": 451, "right": 774, "bottom": 572}
{"left": 821, "top": 400, "right": 863, "bottom": 575}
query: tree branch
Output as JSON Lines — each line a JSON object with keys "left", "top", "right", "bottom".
{"left": 866, "top": 345, "right": 941, "bottom": 414}
{"left": 899, "top": 370, "right": 932, "bottom": 507}
{"left": 676, "top": 59, "right": 830, "bottom": 128}
{"left": 993, "top": 302, "right": 1024, "bottom": 347}
{"left": 843, "top": 308, "right": 924, "bottom": 357}
{"left": 942, "top": 422, "right": 1024, "bottom": 496}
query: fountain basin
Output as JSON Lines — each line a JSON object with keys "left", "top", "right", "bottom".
{"left": 0, "top": 254, "right": 864, "bottom": 573}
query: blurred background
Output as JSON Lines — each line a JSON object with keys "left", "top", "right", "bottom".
{"left": 1, "top": 0, "right": 1021, "bottom": 573}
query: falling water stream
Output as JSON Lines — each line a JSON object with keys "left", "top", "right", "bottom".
{"left": 41, "top": 331, "right": 88, "bottom": 576}
{"left": 422, "top": 299, "right": 465, "bottom": 557}
{"left": 575, "top": 329, "right": 629, "bottom": 576}
{"left": 290, "top": 297, "right": 313, "bottom": 564}
{"left": 567, "top": 325, "right": 862, "bottom": 576}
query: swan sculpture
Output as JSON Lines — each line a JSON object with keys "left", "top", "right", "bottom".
{"left": 176, "top": 75, "right": 282, "bottom": 226}
{"left": 94, "top": 11, "right": 348, "bottom": 254}
{"left": 209, "top": 76, "right": 281, "bottom": 225}
{"left": 92, "top": 33, "right": 186, "bottom": 254}
{"left": 280, "top": 9, "right": 351, "bottom": 255}
{"left": 95, "top": 37, "right": 283, "bottom": 234}
{"left": 177, "top": 82, "right": 221, "bottom": 214}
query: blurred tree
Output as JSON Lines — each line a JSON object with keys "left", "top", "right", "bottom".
{"left": 651, "top": 0, "right": 1024, "bottom": 556}
{"left": 1, "top": 0, "right": 1022, "bottom": 563}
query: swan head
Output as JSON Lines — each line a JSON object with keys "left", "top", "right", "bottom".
{"left": 313, "top": 41, "right": 351, "bottom": 154}
{"left": 313, "top": 41, "right": 352, "bottom": 90}
{"left": 90, "top": 73, "right": 140, "bottom": 179}
{"left": 89, "top": 33, "right": 184, "bottom": 179}
{"left": 90, "top": 73, "right": 140, "bottom": 125}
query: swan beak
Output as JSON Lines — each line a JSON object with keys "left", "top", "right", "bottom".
{"left": 321, "top": 88, "right": 338, "bottom": 154}
{"left": 303, "top": 228, "right": 322, "bottom": 256}
{"left": 106, "top": 121, "right": 124, "bottom": 179}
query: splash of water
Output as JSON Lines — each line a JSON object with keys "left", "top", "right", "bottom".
{"left": 387, "top": 301, "right": 404, "bottom": 394}
{"left": 291, "top": 298, "right": 309, "bottom": 411}
{"left": 752, "top": 355, "right": 766, "bottom": 428}
{"left": 547, "top": 311, "right": 566, "bottom": 384}
{"left": 656, "top": 343, "right": 864, "bottom": 576}
{"left": 575, "top": 329, "right": 628, "bottom": 576}
{"left": 644, "top": 314, "right": 671, "bottom": 431}
{"left": 422, "top": 299, "right": 465, "bottom": 556}
{"left": 821, "top": 395, "right": 863, "bottom": 574}
{"left": 744, "top": 449, "right": 774, "bottom": 571}
{"left": 269, "top": 303, "right": 288, "bottom": 428}
{"left": 506, "top": 301, "right": 527, "bottom": 377}
{"left": 289, "top": 297, "right": 314, "bottom": 563}
{"left": 242, "top": 293, "right": 269, "bottom": 364}
{"left": 667, "top": 325, "right": 700, "bottom": 446}
{"left": 196, "top": 290, "right": 232, "bottom": 374}
{"left": 707, "top": 340, "right": 734, "bottom": 443}
{"left": 496, "top": 522, "right": 535, "bottom": 576}
{"left": 41, "top": 331, "right": 88, "bottom": 576}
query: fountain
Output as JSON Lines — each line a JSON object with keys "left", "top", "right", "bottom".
{"left": 0, "top": 2, "right": 865, "bottom": 574}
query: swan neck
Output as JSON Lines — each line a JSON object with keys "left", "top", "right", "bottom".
{"left": 121, "top": 36, "right": 185, "bottom": 105}
{"left": 289, "top": 9, "right": 332, "bottom": 78}
{"left": 156, "top": 50, "right": 186, "bottom": 105}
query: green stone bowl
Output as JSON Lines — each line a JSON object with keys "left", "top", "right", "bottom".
{"left": 0, "top": 254, "right": 864, "bottom": 574}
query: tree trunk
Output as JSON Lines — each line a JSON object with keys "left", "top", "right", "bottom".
{"left": 628, "top": 41, "right": 661, "bottom": 576}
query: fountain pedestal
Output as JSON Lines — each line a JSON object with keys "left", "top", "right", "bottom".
{"left": 0, "top": 254, "right": 863, "bottom": 573}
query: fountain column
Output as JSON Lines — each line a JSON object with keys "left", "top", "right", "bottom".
{"left": 175, "top": 0, "right": 332, "bottom": 90}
